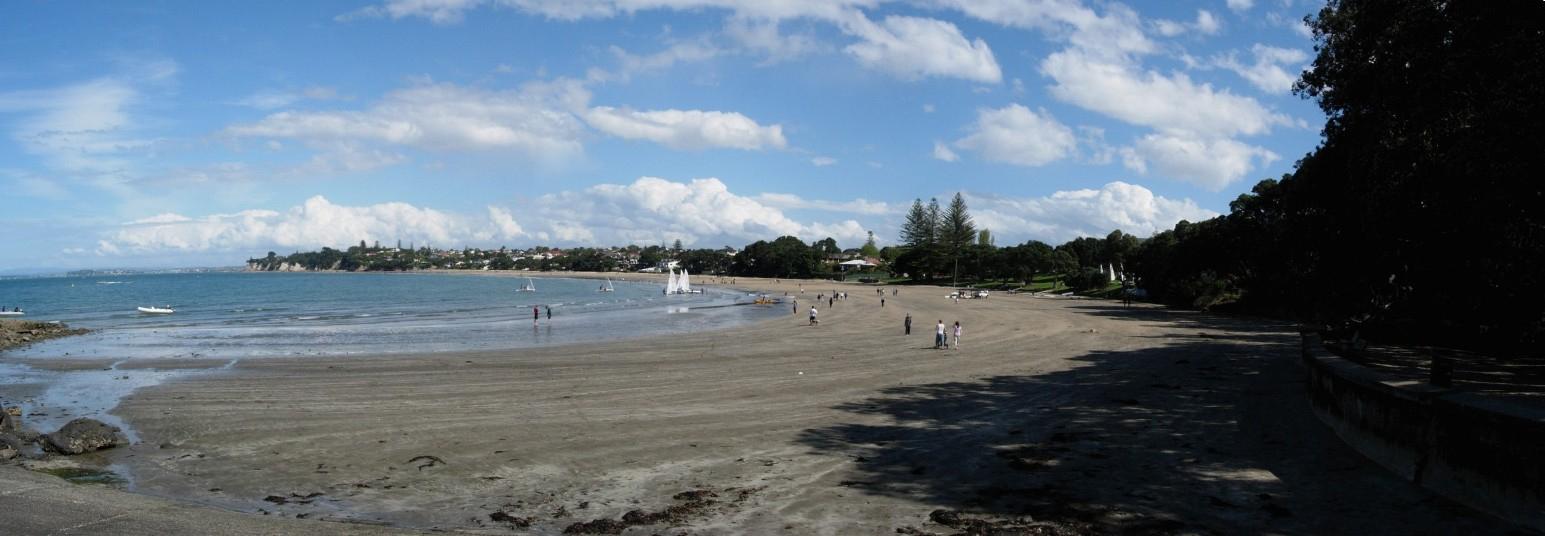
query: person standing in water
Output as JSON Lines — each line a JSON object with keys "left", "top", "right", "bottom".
{"left": 532, "top": 305, "right": 539, "bottom": 325}
{"left": 546, "top": 305, "right": 552, "bottom": 320}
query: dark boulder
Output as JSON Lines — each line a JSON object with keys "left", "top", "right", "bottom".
{"left": 43, "top": 418, "right": 127, "bottom": 455}
{"left": 0, "top": 433, "right": 21, "bottom": 460}
{"left": 0, "top": 407, "right": 19, "bottom": 433}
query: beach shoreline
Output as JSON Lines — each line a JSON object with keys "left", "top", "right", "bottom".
{"left": 2, "top": 276, "right": 1512, "bottom": 534}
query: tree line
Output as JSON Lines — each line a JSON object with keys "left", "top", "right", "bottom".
{"left": 1132, "top": 0, "right": 1545, "bottom": 353}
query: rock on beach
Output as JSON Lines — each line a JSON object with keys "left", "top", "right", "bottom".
{"left": 43, "top": 418, "right": 127, "bottom": 455}
{"left": 0, "top": 320, "right": 89, "bottom": 352}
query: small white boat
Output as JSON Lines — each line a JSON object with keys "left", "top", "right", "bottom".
{"left": 0, "top": 310, "right": 23, "bottom": 317}
{"left": 599, "top": 278, "right": 614, "bottom": 292}
{"left": 516, "top": 277, "right": 536, "bottom": 292}
{"left": 137, "top": 306, "right": 175, "bottom": 314}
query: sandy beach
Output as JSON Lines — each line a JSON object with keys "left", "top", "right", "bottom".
{"left": 10, "top": 275, "right": 1510, "bottom": 534}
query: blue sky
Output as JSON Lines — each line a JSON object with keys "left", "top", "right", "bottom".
{"left": 0, "top": 0, "right": 1325, "bottom": 272}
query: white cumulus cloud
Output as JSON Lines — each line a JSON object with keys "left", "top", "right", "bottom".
{"left": 1041, "top": 49, "right": 1291, "bottom": 138}
{"left": 932, "top": 141, "right": 959, "bottom": 162}
{"left": 226, "top": 80, "right": 592, "bottom": 162}
{"left": 1123, "top": 132, "right": 1278, "bottom": 191}
{"left": 931, "top": 0, "right": 1155, "bottom": 60}
{"left": 1154, "top": 9, "right": 1220, "bottom": 37}
{"left": 949, "top": 104, "right": 1076, "bottom": 167}
{"left": 583, "top": 107, "right": 786, "bottom": 150}
{"left": 103, "top": 196, "right": 527, "bottom": 254}
{"left": 968, "top": 182, "right": 1219, "bottom": 244}
{"left": 527, "top": 177, "right": 869, "bottom": 246}
{"left": 842, "top": 13, "right": 1003, "bottom": 83}
{"left": 1214, "top": 44, "right": 1310, "bottom": 94}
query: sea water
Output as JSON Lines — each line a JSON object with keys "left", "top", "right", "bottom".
{"left": 1, "top": 272, "right": 783, "bottom": 437}
{"left": 0, "top": 272, "right": 781, "bottom": 359}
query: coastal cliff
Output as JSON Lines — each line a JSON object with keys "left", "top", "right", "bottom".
{"left": 244, "top": 260, "right": 344, "bottom": 272}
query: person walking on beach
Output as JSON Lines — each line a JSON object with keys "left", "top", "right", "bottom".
{"left": 935, "top": 320, "right": 945, "bottom": 349}
{"left": 881, "top": 297, "right": 885, "bottom": 307}
{"left": 952, "top": 321, "right": 962, "bottom": 350}
{"left": 904, "top": 313, "right": 912, "bottom": 335}
{"left": 809, "top": 306, "right": 819, "bottom": 325}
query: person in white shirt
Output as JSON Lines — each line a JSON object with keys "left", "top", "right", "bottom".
{"left": 935, "top": 320, "right": 946, "bottom": 349}
{"left": 952, "top": 321, "right": 962, "bottom": 350}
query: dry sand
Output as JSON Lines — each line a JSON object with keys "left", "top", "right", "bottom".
{"left": 58, "top": 276, "right": 1509, "bottom": 534}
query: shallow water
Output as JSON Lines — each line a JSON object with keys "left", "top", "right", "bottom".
{"left": 1, "top": 272, "right": 780, "bottom": 359}
{"left": 0, "top": 272, "right": 780, "bottom": 440}
{"left": 0, "top": 360, "right": 232, "bottom": 442}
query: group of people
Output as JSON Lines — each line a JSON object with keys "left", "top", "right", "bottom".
{"left": 902, "top": 313, "right": 962, "bottom": 350}
{"left": 935, "top": 319, "right": 962, "bottom": 349}
{"left": 814, "top": 291, "right": 849, "bottom": 309}
{"left": 2, "top": 306, "right": 20, "bottom": 312}
{"left": 798, "top": 286, "right": 961, "bottom": 350}
{"left": 806, "top": 290, "right": 854, "bottom": 324}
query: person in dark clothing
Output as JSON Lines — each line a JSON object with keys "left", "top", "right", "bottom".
{"left": 545, "top": 305, "right": 552, "bottom": 320}
{"left": 904, "top": 313, "right": 912, "bottom": 335}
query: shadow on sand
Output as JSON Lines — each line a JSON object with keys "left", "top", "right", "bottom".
{"left": 796, "top": 305, "right": 1513, "bottom": 535}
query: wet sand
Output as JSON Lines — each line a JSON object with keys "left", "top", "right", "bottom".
{"left": 87, "top": 277, "right": 1509, "bottom": 534}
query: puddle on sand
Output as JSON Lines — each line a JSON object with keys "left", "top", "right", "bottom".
{"left": 0, "top": 359, "right": 236, "bottom": 443}
{"left": 38, "top": 465, "right": 128, "bottom": 486}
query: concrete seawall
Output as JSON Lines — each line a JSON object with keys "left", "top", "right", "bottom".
{"left": 1301, "top": 335, "right": 1545, "bottom": 531}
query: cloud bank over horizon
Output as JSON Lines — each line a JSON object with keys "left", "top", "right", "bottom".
{"left": 93, "top": 177, "right": 1215, "bottom": 265}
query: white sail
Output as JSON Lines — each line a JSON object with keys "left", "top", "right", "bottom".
{"left": 680, "top": 268, "right": 691, "bottom": 293}
{"left": 665, "top": 268, "right": 679, "bottom": 294}
{"left": 1107, "top": 264, "right": 1116, "bottom": 282}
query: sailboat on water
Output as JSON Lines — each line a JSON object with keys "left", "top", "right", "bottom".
{"left": 516, "top": 277, "right": 536, "bottom": 292}
{"left": 599, "top": 278, "right": 614, "bottom": 292}
{"left": 664, "top": 267, "right": 703, "bottom": 295}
